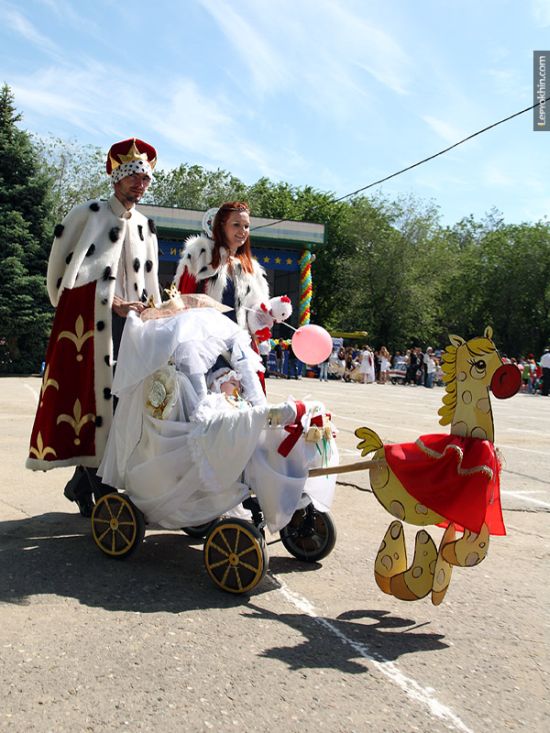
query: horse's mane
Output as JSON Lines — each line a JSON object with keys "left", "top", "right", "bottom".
{"left": 438, "top": 336, "right": 496, "bottom": 425}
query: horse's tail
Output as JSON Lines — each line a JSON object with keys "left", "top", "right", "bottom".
{"left": 354, "top": 426, "right": 384, "bottom": 456}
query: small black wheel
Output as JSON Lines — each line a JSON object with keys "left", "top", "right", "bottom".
{"left": 91, "top": 493, "right": 145, "bottom": 559}
{"left": 204, "top": 519, "right": 268, "bottom": 594}
{"left": 280, "top": 505, "right": 336, "bottom": 562}
{"left": 181, "top": 520, "right": 218, "bottom": 539}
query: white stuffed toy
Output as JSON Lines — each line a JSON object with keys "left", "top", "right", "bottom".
{"left": 247, "top": 295, "right": 293, "bottom": 342}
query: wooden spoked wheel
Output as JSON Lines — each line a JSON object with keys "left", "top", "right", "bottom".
{"left": 91, "top": 493, "right": 145, "bottom": 559}
{"left": 204, "top": 519, "right": 268, "bottom": 594}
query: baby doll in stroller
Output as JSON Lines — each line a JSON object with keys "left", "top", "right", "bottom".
{"left": 94, "top": 298, "right": 339, "bottom": 593}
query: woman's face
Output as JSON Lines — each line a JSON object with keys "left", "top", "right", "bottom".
{"left": 222, "top": 210, "right": 250, "bottom": 255}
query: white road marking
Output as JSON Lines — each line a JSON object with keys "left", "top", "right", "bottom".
{"left": 338, "top": 448, "right": 360, "bottom": 456}
{"left": 332, "top": 413, "right": 423, "bottom": 434}
{"left": 274, "top": 578, "right": 473, "bottom": 733}
{"left": 23, "top": 383, "right": 39, "bottom": 403}
{"left": 330, "top": 413, "right": 550, "bottom": 456}
{"left": 490, "top": 444, "right": 549, "bottom": 457}
{"left": 501, "top": 491, "right": 550, "bottom": 509}
{"left": 506, "top": 427, "right": 546, "bottom": 435}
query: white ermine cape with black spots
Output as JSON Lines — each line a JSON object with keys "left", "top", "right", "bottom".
{"left": 174, "top": 234, "right": 270, "bottom": 332}
{"left": 26, "top": 195, "right": 160, "bottom": 471}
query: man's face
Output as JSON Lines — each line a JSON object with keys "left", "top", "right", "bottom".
{"left": 114, "top": 172, "right": 151, "bottom": 207}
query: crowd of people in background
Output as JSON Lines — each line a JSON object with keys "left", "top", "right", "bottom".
{"left": 263, "top": 340, "right": 550, "bottom": 396}
{"left": 328, "top": 344, "right": 443, "bottom": 387}
{"left": 515, "top": 350, "right": 550, "bottom": 396}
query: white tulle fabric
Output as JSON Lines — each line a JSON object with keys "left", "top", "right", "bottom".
{"left": 111, "top": 309, "right": 266, "bottom": 406}
{"left": 99, "top": 309, "right": 338, "bottom": 532}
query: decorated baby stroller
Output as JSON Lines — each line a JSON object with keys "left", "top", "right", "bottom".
{"left": 93, "top": 298, "right": 339, "bottom": 594}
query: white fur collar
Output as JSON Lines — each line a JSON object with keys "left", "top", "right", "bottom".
{"left": 174, "top": 234, "right": 270, "bottom": 329}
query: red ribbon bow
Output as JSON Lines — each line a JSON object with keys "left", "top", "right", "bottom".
{"left": 255, "top": 327, "right": 272, "bottom": 342}
{"left": 277, "top": 402, "right": 328, "bottom": 457}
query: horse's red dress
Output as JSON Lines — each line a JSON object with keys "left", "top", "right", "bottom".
{"left": 384, "top": 434, "right": 505, "bottom": 535}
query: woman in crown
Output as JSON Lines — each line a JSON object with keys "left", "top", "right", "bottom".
{"left": 174, "top": 201, "right": 271, "bottom": 338}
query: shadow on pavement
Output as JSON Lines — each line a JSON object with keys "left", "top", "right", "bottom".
{"left": 266, "top": 554, "right": 323, "bottom": 575}
{"left": 243, "top": 603, "right": 449, "bottom": 672}
{"left": 1, "top": 511, "right": 449, "bottom": 673}
{"left": 0, "top": 511, "right": 266, "bottom": 613}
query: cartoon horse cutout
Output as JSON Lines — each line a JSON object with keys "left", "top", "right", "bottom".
{"left": 355, "top": 327, "right": 521, "bottom": 605}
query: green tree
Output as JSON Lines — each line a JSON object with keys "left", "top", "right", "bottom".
{"left": 149, "top": 163, "right": 247, "bottom": 210}
{"left": 33, "top": 135, "right": 110, "bottom": 224}
{"left": 245, "top": 178, "right": 350, "bottom": 324}
{"left": 330, "top": 194, "right": 451, "bottom": 351}
{"left": 0, "top": 83, "right": 52, "bottom": 372}
{"left": 476, "top": 221, "right": 550, "bottom": 357}
{"left": 439, "top": 214, "right": 550, "bottom": 357}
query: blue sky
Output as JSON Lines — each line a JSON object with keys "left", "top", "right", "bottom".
{"left": 1, "top": 0, "right": 549, "bottom": 226}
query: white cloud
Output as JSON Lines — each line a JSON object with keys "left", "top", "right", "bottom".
{"left": 483, "top": 163, "right": 514, "bottom": 186}
{"left": 422, "top": 115, "right": 467, "bottom": 144}
{"left": 35, "top": 0, "right": 102, "bottom": 37}
{"left": 532, "top": 0, "right": 550, "bottom": 27}
{"left": 151, "top": 78, "right": 288, "bottom": 179}
{"left": 2, "top": 6, "right": 60, "bottom": 57}
{"left": 412, "top": 171, "right": 471, "bottom": 193}
{"left": 9, "top": 62, "right": 124, "bottom": 137}
{"left": 198, "top": 0, "right": 289, "bottom": 94}
{"left": 198, "top": 0, "right": 411, "bottom": 113}
{"left": 152, "top": 79, "right": 233, "bottom": 155}
{"left": 328, "top": 4, "right": 410, "bottom": 95}
{"left": 485, "top": 68, "right": 526, "bottom": 97}
{"left": 7, "top": 60, "right": 287, "bottom": 180}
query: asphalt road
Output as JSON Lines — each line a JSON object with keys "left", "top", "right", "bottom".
{"left": 1, "top": 376, "right": 548, "bottom": 733}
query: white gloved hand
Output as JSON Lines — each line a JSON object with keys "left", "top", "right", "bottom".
{"left": 267, "top": 401, "right": 297, "bottom": 427}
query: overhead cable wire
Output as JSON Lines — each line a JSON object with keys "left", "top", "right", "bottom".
{"left": 251, "top": 95, "right": 550, "bottom": 232}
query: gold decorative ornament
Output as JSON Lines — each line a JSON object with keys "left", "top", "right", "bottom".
{"left": 40, "top": 364, "right": 59, "bottom": 406}
{"left": 58, "top": 315, "right": 94, "bottom": 362}
{"left": 56, "top": 399, "right": 96, "bottom": 445}
{"left": 29, "top": 432, "right": 57, "bottom": 460}
{"left": 144, "top": 366, "right": 177, "bottom": 420}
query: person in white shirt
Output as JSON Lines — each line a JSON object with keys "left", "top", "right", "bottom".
{"left": 540, "top": 348, "right": 550, "bottom": 396}
{"left": 424, "top": 347, "right": 436, "bottom": 388}
{"left": 258, "top": 339, "right": 272, "bottom": 375}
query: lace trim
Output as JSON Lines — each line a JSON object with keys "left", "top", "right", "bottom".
{"left": 415, "top": 438, "right": 494, "bottom": 480}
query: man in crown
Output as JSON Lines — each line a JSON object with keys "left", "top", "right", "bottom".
{"left": 26, "top": 138, "right": 161, "bottom": 515}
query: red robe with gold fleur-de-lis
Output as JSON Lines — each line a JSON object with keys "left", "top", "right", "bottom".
{"left": 26, "top": 196, "right": 160, "bottom": 471}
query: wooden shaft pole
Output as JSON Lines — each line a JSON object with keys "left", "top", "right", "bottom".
{"left": 308, "top": 458, "right": 386, "bottom": 478}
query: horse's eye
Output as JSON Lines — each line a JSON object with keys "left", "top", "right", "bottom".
{"left": 474, "top": 360, "right": 485, "bottom": 371}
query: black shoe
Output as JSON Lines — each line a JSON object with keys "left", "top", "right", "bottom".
{"left": 75, "top": 494, "right": 95, "bottom": 518}
{"left": 63, "top": 467, "right": 95, "bottom": 517}
{"left": 64, "top": 486, "right": 95, "bottom": 517}
{"left": 63, "top": 466, "right": 84, "bottom": 502}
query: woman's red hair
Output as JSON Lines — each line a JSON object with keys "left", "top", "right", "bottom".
{"left": 211, "top": 201, "right": 254, "bottom": 273}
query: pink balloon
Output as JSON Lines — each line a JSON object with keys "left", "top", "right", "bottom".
{"left": 291, "top": 325, "right": 333, "bottom": 365}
